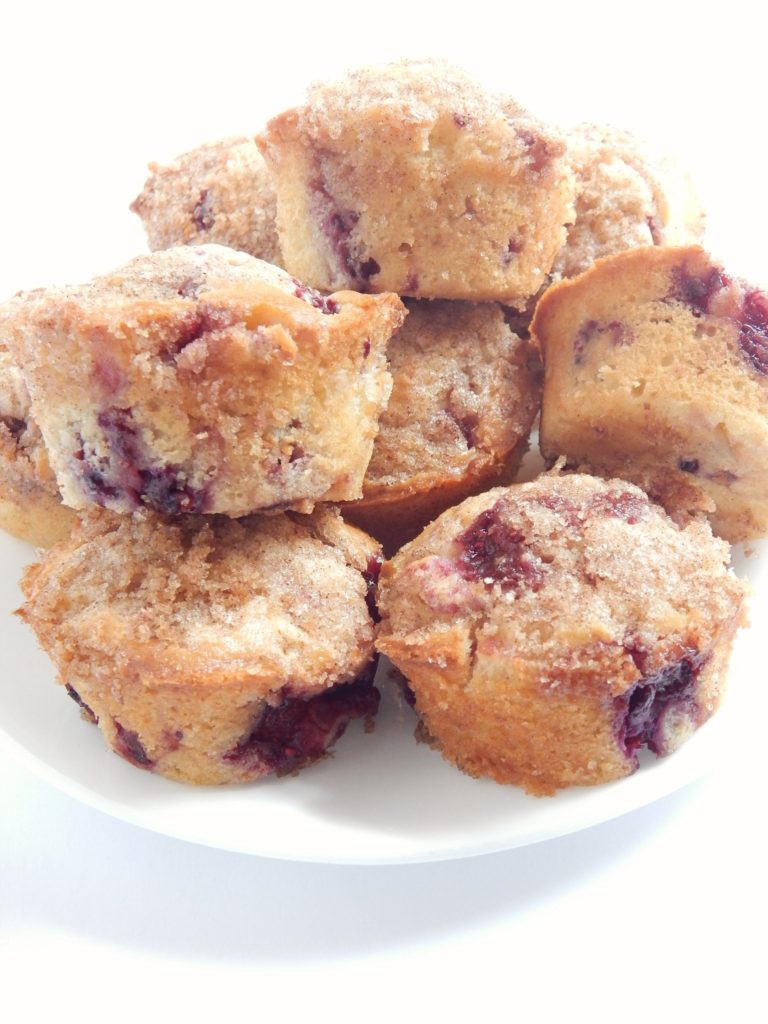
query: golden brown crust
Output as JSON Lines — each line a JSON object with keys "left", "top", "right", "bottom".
{"left": 259, "top": 59, "right": 576, "bottom": 302}
{"left": 131, "top": 136, "right": 282, "bottom": 266}
{"left": 5, "top": 246, "right": 405, "bottom": 516}
{"left": 533, "top": 245, "right": 768, "bottom": 542}
{"left": 342, "top": 300, "right": 541, "bottom": 552}
{"left": 377, "top": 473, "right": 746, "bottom": 795}
{"left": 20, "top": 507, "right": 381, "bottom": 784}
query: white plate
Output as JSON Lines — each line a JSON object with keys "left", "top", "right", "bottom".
{"left": 1, "top": 529, "right": 764, "bottom": 865}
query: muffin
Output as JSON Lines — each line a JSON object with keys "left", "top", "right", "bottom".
{"left": 376, "top": 474, "right": 746, "bottom": 795}
{"left": 552, "top": 123, "right": 705, "bottom": 279}
{"left": 0, "top": 328, "right": 75, "bottom": 547}
{"left": 130, "top": 136, "right": 282, "bottom": 266}
{"left": 19, "top": 506, "right": 382, "bottom": 784}
{"left": 258, "top": 59, "right": 575, "bottom": 302}
{"left": 533, "top": 245, "right": 768, "bottom": 542}
{"left": 5, "top": 244, "right": 404, "bottom": 516}
{"left": 343, "top": 300, "right": 541, "bottom": 553}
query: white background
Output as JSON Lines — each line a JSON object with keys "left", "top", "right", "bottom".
{"left": 2, "top": 1, "right": 766, "bottom": 1019}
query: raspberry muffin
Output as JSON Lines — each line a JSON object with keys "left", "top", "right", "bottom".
{"left": 0, "top": 327, "right": 75, "bottom": 547}
{"left": 552, "top": 123, "right": 705, "bottom": 279}
{"left": 376, "top": 474, "right": 746, "bottom": 795}
{"left": 131, "top": 136, "right": 282, "bottom": 266}
{"left": 258, "top": 59, "right": 575, "bottom": 303}
{"left": 533, "top": 245, "right": 768, "bottom": 542}
{"left": 343, "top": 300, "right": 541, "bottom": 553}
{"left": 19, "top": 506, "right": 382, "bottom": 784}
{"left": 6, "top": 245, "right": 404, "bottom": 517}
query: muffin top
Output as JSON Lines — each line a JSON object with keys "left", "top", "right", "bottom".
{"left": 266, "top": 58, "right": 565, "bottom": 177}
{"left": 131, "top": 136, "right": 282, "bottom": 266}
{"left": 21, "top": 506, "right": 380, "bottom": 692}
{"left": 4, "top": 244, "right": 400, "bottom": 363}
{"left": 27, "top": 243, "right": 296, "bottom": 306}
{"left": 294, "top": 59, "right": 522, "bottom": 130}
{"left": 378, "top": 473, "right": 746, "bottom": 687}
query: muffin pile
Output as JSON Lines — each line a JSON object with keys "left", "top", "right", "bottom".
{"left": 2, "top": 58, "right": 761, "bottom": 795}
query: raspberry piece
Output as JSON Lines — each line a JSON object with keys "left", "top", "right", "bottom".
{"left": 617, "top": 652, "right": 705, "bottom": 756}
{"left": 455, "top": 500, "right": 545, "bottom": 593}
{"left": 223, "top": 675, "right": 380, "bottom": 774}
{"left": 738, "top": 289, "right": 768, "bottom": 375}
{"left": 114, "top": 721, "right": 154, "bottom": 769}
{"left": 668, "top": 264, "right": 729, "bottom": 316}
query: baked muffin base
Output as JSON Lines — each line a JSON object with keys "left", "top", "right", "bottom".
{"left": 61, "top": 662, "right": 380, "bottom": 785}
